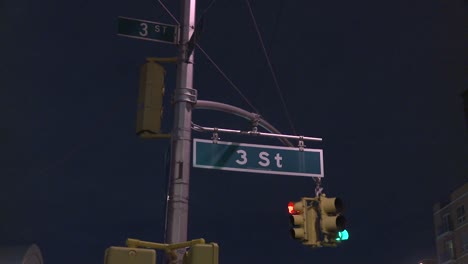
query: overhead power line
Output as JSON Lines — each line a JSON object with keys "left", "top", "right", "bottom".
{"left": 157, "top": 0, "right": 259, "bottom": 113}
{"left": 157, "top": 0, "right": 264, "bottom": 117}
{"left": 267, "top": 0, "right": 286, "bottom": 53}
{"left": 157, "top": 0, "right": 180, "bottom": 25}
{"left": 245, "top": 0, "right": 297, "bottom": 135}
{"left": 196, "top": 43, "right": 260, "bottom": 114}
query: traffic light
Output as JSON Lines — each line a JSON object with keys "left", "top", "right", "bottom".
{"left": 289, "top": 200, "right": 305, "bottom": 240}
{"left": 136, "top": 59, "right": 166, "bottom": 136}
{"left": 318, "top": 194, "right": 346, "bottom": 246}
{"left": 104, "top": 247, "right": 156, "bottom": 264}
{"left": 104, "top": 238, "right": 217, "bottom": 264}
{"left": 183, "top": 243, "right": 219, "bottom": 264}
{"left": 288, "top": 198, "right": 320, "bottom": 247}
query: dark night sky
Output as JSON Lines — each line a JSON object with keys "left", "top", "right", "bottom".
{"left": 1, "top": 0, "right": 467, "bottom": 263}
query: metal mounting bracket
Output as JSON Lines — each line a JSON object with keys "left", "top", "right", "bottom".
{"left": 251, "top": 114, "right": 260, "bottom": 133}
{"left": 298, "top": 136, "right": 305, "bottom": 151}
{"left": 173, "top": 87, "right": 197, "bottom": 104}
{"left": 211, "top": 128, "right": 220, "bottom": 144}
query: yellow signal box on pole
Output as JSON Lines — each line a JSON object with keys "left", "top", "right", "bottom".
{"left": 104, "top": 247, "right": 156, "bottom": 264}
{"left": 183, "top": 243, "right": 219, "bottom": 264}
{"left": 136, "top": 59, "right": 166, "bottom": 137}
{"left": 104, "top": 238, "right": 218, "bottom": 264}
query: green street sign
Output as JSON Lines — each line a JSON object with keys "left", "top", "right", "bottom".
{"left": 193, "top": 139, "right": 324, "bottom": 177}
{"left": 117, "top": 16, "right": 178, "bottom": 44}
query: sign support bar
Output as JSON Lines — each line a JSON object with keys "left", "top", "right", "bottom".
{"left": 192, "top": 124, "right": 323, "bottom": 143}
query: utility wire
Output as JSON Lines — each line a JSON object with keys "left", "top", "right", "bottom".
{"left": 157, "top": 0, "right": 216, "bottom": 28}
{"left": 196, "top": 43, "right": 260, "bottom": 114}
{"left": 245, "top": 0, "right": 297, "bottom": 135}
{"left": 197, "top": 0, "right": 217, "bottom": 25}
{"left": 267, "top": 0, "right": 286, "bottom": 53}
{"left": 157, "top": 0, "right": 180, "bottom": 25}
{"left": 157, "top": 0, "right": 259, "bottom": 114}
{"left": 191, "top": 0, "right": 217, "bottom": 37}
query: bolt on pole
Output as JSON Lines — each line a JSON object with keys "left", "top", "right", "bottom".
{"left": 165, "top": 0, "right": 196, "bottom": 262}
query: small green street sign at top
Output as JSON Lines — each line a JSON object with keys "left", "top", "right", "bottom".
{"left": 117, "top": 16, "right": 178, "bottom": 44}
{"left": 193, "top": 138, "right": 324, "bottom": 177}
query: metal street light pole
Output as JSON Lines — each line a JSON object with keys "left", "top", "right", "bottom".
{"left": 165, "top": 0, "right": 196, "bottom": 262}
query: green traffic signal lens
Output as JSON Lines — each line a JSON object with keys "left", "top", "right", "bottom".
{"left": 337, "top": 229, "right": 349, "bottom": 241}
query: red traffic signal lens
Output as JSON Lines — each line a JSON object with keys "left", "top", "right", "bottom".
{"left": 288, "top": 202, "right": 294, "bottom": 214}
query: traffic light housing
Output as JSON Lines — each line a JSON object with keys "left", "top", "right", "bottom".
{"left": 318, "top": 194, "right": 346, "bottom": 246}
{"left": 104, "top": 247, "right": 156, "bottom": 264}
{"left": 288, "top": 198, "right": 320, "bottom": 247}
{"left": 289, "top": 200, "right": 305, "bottom": 240}
{"left": 136, "top": 59, "right": 166, "bottom": 136}
{"left": 183, "top": 243, "right": 219, "bottom": 264}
